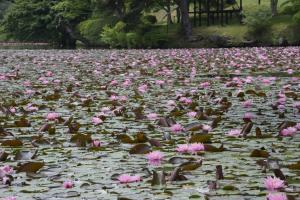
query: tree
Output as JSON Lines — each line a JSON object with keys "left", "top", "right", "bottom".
{"left": 51, "top": 0, "right": 93, "bottom": 47}
{"left": 0, "top": 0, "right": 11, "bottom": 19}
{"left": 282, "top": 0, "right": 300, "bottom": 23}
{"left": 3, "top": 0, "right": 59, "bottom": 42}
{"left": 3, "top": 0, "right": 92, "bottom": 48}
{"left": 174, "top": 0, "right": 192, "bottom": 40}
{"left": 270, "top": 0, "right": 278, "bottom": 16}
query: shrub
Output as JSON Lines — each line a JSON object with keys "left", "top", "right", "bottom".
{"left": 101, "top": 21, "right": 127, "bottom": 48}
{"left": 78, "top": 19, "right": 104, "bottom": 45}
{"left": 143, "top": 29, "right": 168, "bottom": 48}
{"left": 100, "top": 21, "right": 168, "bottom": 49}
{"left": 245, "top": 7, "right": 272, "bottom": 42}
{"left": 141, "top": 15, "right": 157, "bottom": 25}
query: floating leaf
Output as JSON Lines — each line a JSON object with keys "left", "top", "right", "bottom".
{"left": 148, "top": 139, "right": 162, "bottom": 147}
{"left": 68, "top": 121, "right": 81, "bottom": 133}
{"left": 32, "top": 137, "right": 50, "bottom": 147}
{"left": 17, "top": 162, "right": 44, "bottom": 173}
{"left": 14, "top": 117, "right": 31, "bottom": 127}
{"left": 211, "top": 116, "right": 222, "bottom": 128}
{"left": 189, "top": 134, "right": 212, "bottom": 143}
{"left": 273, "top": 169, "right": 286, "bottom": 181}
{"left": 185, "top": 122, "right": 202, "bottom": 131}
{"left": 70, "top": 133, "right": 92, "bottom": 147}
{"left": 256, "top": 91, "right": 266, "bottom": 97}
{"left": 169, "top": 167, "right": 187, "bottom": 181}
{"left": 132, "top": 107, "right": 145, "bottom": 120}
{"left": 134, "top": 132, "right": 148, "bottom": 143}
{"left": 250, "top": 149, "right": 269, "bottom": 158}
{"left": 288, "top": 161, "right": 300, "bottom": 170}
{"left": 157, "top": 117, "right": 176, "bottom": 127}
{"left": 168, "top": 157, "right": 194, "bottom": 165}
{"left": 129, "top": 143, "right": 151, "bottom": 154}
{"left": 116, "top": 134, "right": 134, "bottom": 144}
{"left": 151, "top": 170, "right": 166, "bottom": 186}
{"left": 1, "top": 139, "right": 23, "bottom": 147}
{"left": 179, "top": 160, "right": 202, "bottom": 171}
{"left": 0, "top": 151, "right": 9, "bottom": 161}
{"left": 223, "top": 185, "right": 237, "bottom": 190}
{"left": 43, "top": 91, "right": 61, "bottom": 101}
{"left": 15, "top": 150, "right": 38, "bottom": 160}
{"left": 204, "top": 144, "right": 225, "bottom": 152}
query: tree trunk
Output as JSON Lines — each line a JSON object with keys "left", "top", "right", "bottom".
{"left": 60, "top": 32, "right": 76, "bottom": 49}
{"left": 271, "top": 0, "right": 278, "bottom": 16}
{"left": 115, "top": 0, "right": 125, "bottom": 20}
{"left": 166, "top": 0, "right": 173, "bottom": 24}
{"left": 175, "top": 0, "right": 193, "bottom": 40}
{"left": 176, "top": 6, "right": 181, "bottom": 23}
{"left": 64, "top": 24, "right": 91, "bottom": 47}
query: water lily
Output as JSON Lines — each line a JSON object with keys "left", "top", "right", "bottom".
{"left": 264, "top": 176, "right": 285, "bottom": 191}
{"left": 267, "top": 193, "right": 287, "bottom": 200}
{"left": 170, "top": 123, "right": 184, "bottom": 133}
{"left": 227, "top": 129, "right": 242, "bottom": 137}
{"left": 146, "top": 151, "right": 164, "bottom": 165}
{"left": 63, "top": 180, "right": 74, "bottom": 189}
{"left": 46, "top": 112, "right": 60, "bottom": 121}
{"left": 118, "top": 174, "right": 141, "bottom": 184}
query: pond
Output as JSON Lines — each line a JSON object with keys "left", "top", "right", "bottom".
{"left": 0, "top": 48, "right": 299, "bottom": 200}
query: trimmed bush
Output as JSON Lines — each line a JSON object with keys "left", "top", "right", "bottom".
{"left": 245, "top": 7, "right": 272, "bottom": 42}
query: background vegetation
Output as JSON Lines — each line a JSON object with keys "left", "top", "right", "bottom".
{"left": 0, "top": 0, "right": 299, "bottom": 48}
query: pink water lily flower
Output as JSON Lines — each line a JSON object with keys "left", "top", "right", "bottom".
{"left": 92, "top": 140, "right": 101, "bottom": 147}
{"left": 138, "top": 84, "right": 148, "bottom": 93}
{"left": 146, "top": 151, "right": 164, "bottom": 165}
{"left": 244, "top": 112, "right": 255, "bottom": 120}
{"left": 110, "top": 80, "right": 118, "bottom": 86}
{"left": 155, "top": 80, "right": 165, "bottom": 85}
{"left": 2, "top": 176, "right": 10, "bottom": 185}
{"left": 179, "top": 97, "right": 192, "bottom": 105}
{"left": 46, "top": 112, "right": 60, "bottom": 121}
{"left": 202, "top": 125, "right": 212, "bottom": 132}
{"left": 25, "top": 89, "right": 35, "bottom": 95}
{"left": 0, "top": 165, "right": 14, "bottom": 178}
{"left": 2, "top": 197, "right": 17, "bottom": 200}
{"left": 176, "top": 144, "right": 190, "bottom": 153}
{"left": 264, "top": 176, "right": 285, "bottom": 191}
{"left": 287, "top": 69, "right": 293, "bottom": 74}
{"left": 227, "top": 129, "right": 242, "bottom": 137}
{"left": 187, "top": 111, "right": 197, "bottom": 118}
{"left": 45, "top": 71, "right": 53, "bottom": 77}
{"left": 188, "top": 143, "right": 205, "bottom": 153}
{"left": 280, "top": 127, "right": 297, "bottom": 136}
{"left": 63, "top": 180, "right": 74, "bottom": 189}
{"left": 170, "top": 123, "right": 184, "bottom": 133}
{"left": 242, "top": 100, "right": 253, "bottom": 108}
{"left": 110, "top": 95, "right": 119, "bottom": 101}
{"left": 147, "top": 113, "right": 158, "bottom": 120}
{"left": 118, "top": 174, "right": 141, "bottom": 184}
{"left": 122, "top": 79, "right": 132, "bottom": 87}
{"left": 295, "top": 123, "right": 300, "bottom": 130}
{"left": 267, "top": 193, "right": 287, "bottom": 200}
{"left": 200, "top": 82, "right": 210, "bottom": 88}
{"left": 9, "top": 107, "right": 16, "bottom": 113}
{"left": 92, "top": 117, "right": 103, "bottom": 125}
